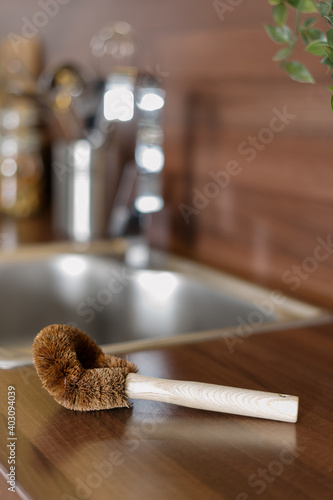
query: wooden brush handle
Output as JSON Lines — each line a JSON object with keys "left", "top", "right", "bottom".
{"left": 125, "top": 373, "right": 298, "bottom": 423}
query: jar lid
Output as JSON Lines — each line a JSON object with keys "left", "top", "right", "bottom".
{"left": 0, "top": 100, "right": 41, "bottom": 130}
{"left": 0, "top": 130, "right": 42, "bottom": 155}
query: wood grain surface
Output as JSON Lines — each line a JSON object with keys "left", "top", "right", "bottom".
{"left": 1, "top": 322, "right": 333, "bottom": 500}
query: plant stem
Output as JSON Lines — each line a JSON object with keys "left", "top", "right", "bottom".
{"left": 294, "top": 0, "right": 304, "bottom": 44}
{"left": 279, "top": 0, "right": 304, "bottom": 68}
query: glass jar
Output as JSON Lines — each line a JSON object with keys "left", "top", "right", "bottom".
{"left": 0, "top": 96, "right": 44, "bottom": 217}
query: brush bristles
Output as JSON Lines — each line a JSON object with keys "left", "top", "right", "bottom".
{"left": 32, "top": 324, "right": 138, "bottom": 411}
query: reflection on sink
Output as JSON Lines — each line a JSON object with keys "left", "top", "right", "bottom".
{"left": 0, "top": 248, "right": 329, "bottom": 368}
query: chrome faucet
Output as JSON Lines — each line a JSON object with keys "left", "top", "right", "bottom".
{"left": 48, "top": 23, "right": 165, "bottom": 245}
{"left": 108, "top": 75, "right": 165, "bottom": 237}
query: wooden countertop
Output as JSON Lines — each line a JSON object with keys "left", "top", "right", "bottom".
{"left": 1, "top": 322, "right": 333, "bottom": 500}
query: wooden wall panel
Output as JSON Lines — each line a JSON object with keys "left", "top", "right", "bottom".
{"left": 157, "top": 24, "right": 333, "bottom": 308}
{"left": 190, "top": 134, "right": 333, "bottom": 200}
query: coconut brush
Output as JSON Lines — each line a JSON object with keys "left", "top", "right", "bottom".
{"left": 32, "top": 324, "right": 299, "bottom": 423}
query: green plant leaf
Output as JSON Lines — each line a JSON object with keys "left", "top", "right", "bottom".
{"left": 327, "top": 85, "right": 333, "bottom": 93}
{"left": 322, "top": 45, "right": 333, "bottom": 63}
{"left": 269, "top": 0, "right": 281, "bottom": 4}
{"left": 321, "top": 55, "right": 333, "bottom": 69}
{"left": 301, "top": 32, "right": 310, "bottom": 45}
{"left": 325, "top": 15, "right": 333, "bottom": 28}
{"left": 327, "top": 28, "right": 333, "bottom": 46}
{"left": 283, "top": 61, "right": 315, "bottom": 82}
{"left": 305, "top": 40, "right": 327, "bottom": 56}
{"left": 306, "top": 28, "right": 326, "bottom": 41}
{"left": 273, "top": 3, "right": 287, "bottom": 26}
{"left": 264, "top": 24, "right": 293, "bottom": 44}
{"left": 273, "top": 46, "right": 291, "bottom": 61}
{"left": 301, "top": 17, "right": 317, "bottom": 29}
{"left": 316, "top": 1, "right": 333, "bottom": 18}
{"left": 285, "top": 0, "right": 317, "bottom": 13}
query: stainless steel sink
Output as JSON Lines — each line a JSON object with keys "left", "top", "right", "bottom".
{"left": 0, "top": 242, "right": 329, "bottom": 368}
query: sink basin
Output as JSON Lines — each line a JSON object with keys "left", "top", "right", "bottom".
{"left": 0, "top": 242, "right": 329, "bottom": 368}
